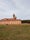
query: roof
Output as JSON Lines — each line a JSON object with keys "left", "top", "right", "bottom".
{"left": 0, "top": 18, "right": 21, "bottom": 21}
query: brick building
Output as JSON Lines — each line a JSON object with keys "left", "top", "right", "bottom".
{"left": 0, "top": 14, "right": 21, "bottom": 25}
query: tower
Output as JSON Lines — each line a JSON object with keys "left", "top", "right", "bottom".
{"left": 13, "top": 14, "right": 17, "bottom": 19}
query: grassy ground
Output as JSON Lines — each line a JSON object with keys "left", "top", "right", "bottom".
{"left": 0, "top": 24, "right": 30, "bottom": 40}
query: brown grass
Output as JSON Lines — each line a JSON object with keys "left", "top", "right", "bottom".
{"left": 0, "top": 24, "right": 30, "bottom": 40}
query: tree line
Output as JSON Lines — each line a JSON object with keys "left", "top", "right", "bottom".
{"left": 22, "top": 20, "right": 30, "bottom": 23}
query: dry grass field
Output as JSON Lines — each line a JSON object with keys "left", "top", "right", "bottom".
{"left": 0, "top": 24, "right": 30, "bottom": 40}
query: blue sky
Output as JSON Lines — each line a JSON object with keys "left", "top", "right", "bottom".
{"left": 0, "top": 0, "right": 30, "bottom": 20}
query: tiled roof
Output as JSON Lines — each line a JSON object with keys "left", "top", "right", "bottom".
{"left": 0, "top": 18, "right": 21, "bottom": 21}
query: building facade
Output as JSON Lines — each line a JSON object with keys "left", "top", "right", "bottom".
{"left": 0, "top": 14, "right": 21, "bottom": 25}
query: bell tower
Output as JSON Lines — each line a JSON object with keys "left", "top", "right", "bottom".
{"left": 13, "top": 14, "right": 17, "bottom": 19}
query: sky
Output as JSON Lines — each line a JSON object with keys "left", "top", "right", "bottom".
{"left": 0, "top": 0, "right": 30, "bottom": 20}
